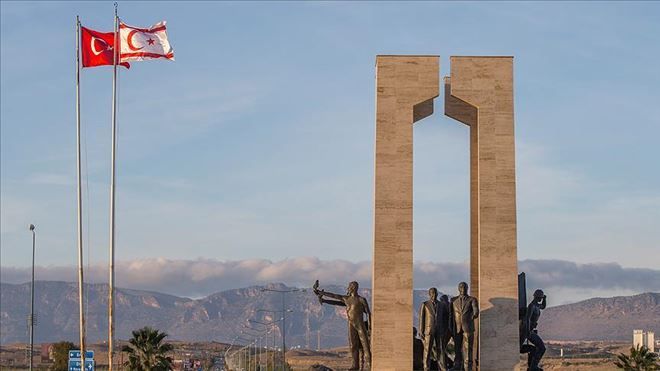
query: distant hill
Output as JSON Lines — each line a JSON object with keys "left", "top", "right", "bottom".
{"left": 1, "top": 281, "right": 657, "bottom": 345}
{"left": 539, "top": 292, "right": 660, "bottom": 341}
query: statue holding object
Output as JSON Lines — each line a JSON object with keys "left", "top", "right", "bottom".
{"left": 313, "top": 280, "right": 372, "bottom": 370}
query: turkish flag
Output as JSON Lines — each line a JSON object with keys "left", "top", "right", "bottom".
{"left": 81, "top": 26, "right": 130, "bottom": 69}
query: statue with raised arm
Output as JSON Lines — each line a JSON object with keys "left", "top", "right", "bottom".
{"left": 524, "top": 289, "right": 547, "bottom": 371}
{"left": 449, "top": 282, "right": 479, "bottom": 371}
{"left": 313, "top": 280, "right": 371, "bottom": 370}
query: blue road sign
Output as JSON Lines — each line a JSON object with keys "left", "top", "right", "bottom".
{"left": 68, "top": 350, "right": 94, "bottom": 359}
{"left": 68, "top": 359, "right": 94, "bottom": 371}
{"left": 68, "top": 350, "right": 95, "bottom": 371}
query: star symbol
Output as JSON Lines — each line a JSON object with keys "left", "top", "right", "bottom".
{"left": 147, "top": 38, "right": 155, "bottom": 45}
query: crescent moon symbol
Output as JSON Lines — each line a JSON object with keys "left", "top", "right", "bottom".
{"left": 90, "top": 37, "right": 109, "bottom": 56}
{"left": 127, "top": 30, "right": 144, "bottom": 51}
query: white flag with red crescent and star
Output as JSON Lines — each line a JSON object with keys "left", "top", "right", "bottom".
{"left": 119, "top": 21, "right": 174, "bottom": 62}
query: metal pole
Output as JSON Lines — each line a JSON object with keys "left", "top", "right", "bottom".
{"left": 75, "top": 15, "right": 87, "bottom": 369}
{"left": 267, "top": 331, "right": 270, "bottom": 371}
{"left": 108, "top": 3, "right": 119, "bottom": 370}
{"left": 259, "top": 288, "right": 300, "bottom": 369}
{"left": 254, "top": 338, "right": 261, "bottom": 371}
{"left": 28, "top": 224, "right": 35, "bottom": 371}
{"left": 271, "top": 330, "right": 274, "bottom": 371}
{"left": 281, "top": 293, "right": 286, "bottom": 370}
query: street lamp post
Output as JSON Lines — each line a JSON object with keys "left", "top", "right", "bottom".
{"left": 28, "top": 224, "right": 36, "bottom": 371}
{"left": 236, "top": 337, "right": 252, "bottom": 371}
{"left": 256, "top": 309, "right": 292, "bottom": 370}
{"left": 249, "top": 320, "right": 280, "bottom": 371}
{"left": 259, "top": 288, "right": 300, "bottom": 369}
{"left": 243, "top": 325, "right": 270, "bottom": 371}
{"left": 246, "top": 344, "right": 250, "bottom": 371}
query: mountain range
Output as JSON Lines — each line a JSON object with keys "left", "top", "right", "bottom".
{"left": 1, "top": 281, "right": 657, "bottom": 346}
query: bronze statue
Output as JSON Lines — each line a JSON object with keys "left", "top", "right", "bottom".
{"left": 523, "top": 289, "right": 546, "bottom": 371}
{"left": 449, "top": 282, "right": 479, "bottom": 371}
{"left": 439, "top": 294, "right": 454, "bottom": 370}
{"left": 413, "top": 327, "right": 424, "bottom": 371}
{"left": 313, "top": 280, "right": 371, "bottom": 370}
{"left": 419, "top": 288, "right": 451, "bottom": 371}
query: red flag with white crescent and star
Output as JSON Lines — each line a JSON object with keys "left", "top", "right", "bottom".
{"left": 80, "top": 26, "right": 130, "bottom": 69}
{"left": 119, "top": 21, "right": 174, "bottom": 62}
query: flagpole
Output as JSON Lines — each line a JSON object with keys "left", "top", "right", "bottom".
{"left": 108, "top": 3, "right": 119, "bottom": 371}
{"left": 75, "top": 15, "right": 87, "bottom": 369}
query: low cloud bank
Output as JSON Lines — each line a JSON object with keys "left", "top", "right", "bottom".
{"left": 2, "top": 258, "right": 658, "bottom": 301}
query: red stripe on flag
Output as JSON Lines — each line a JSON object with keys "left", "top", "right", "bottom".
{"left": 121, "top": 52, "right": 174, "bottom": 59}
{"left": 119, "top": 24, "right": 167, "bottom": 33}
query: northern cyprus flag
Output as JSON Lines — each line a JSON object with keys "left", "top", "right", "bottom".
{"left": 119, "top": 21, "right": 174, "bottom": 62}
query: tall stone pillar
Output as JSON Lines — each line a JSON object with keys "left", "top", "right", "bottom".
{"left": 372, "top": 55, "right": 439, "bottom": 371}
{"left": 445, "top": 56, "right": 519, "bottom": 371}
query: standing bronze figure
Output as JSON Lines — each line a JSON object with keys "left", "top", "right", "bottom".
{"left": 523, "top": 289, "right": 546, "bottom": 371}
{"left": 313, "top": 280, "right": 372, "bottom": 370}
{"left": 449, "top": 282, "right": 479, "bottom": 371}
{"left": 413, "top": 327, "right": 424, "bottom": 371}
{"left": 419, "top": 288, "right": 451, "bottom": 371}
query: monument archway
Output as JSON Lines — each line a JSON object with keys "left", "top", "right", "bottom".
{"left": 372, "top": 55, "right": 519, "bottom": 371}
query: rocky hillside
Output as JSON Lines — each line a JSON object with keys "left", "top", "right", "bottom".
{"left": 1, "top": 281, "right": 657, "bottom": 345}
{"left": 539, "top": 292, "right": 659, "bottom": 341}
{"left": 0, "top": 281, "right": 192, "bottom": 344}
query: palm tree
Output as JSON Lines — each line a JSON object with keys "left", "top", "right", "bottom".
{"left": 614, "top": 345, "right": 659, "bottom": 371}
{"left": 122, "top": 326, "right": 174, "bottom": 371}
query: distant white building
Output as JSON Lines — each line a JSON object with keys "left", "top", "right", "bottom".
{"left": 634, "top": 330, "right": 644, "bottom": 348}
{"left": 633, "top": 329, "right": 656, "bottom": 352}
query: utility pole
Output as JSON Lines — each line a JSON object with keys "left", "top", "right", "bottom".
{"left": 28, "top": 224, "right": 36, "bottom": 371}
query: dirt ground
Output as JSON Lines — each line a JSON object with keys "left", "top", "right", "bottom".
{"left": 286, "top": 353, "right": 619, "bottom": 371}
{"left": 285, "top": 342, "right": 625, "bottom": 371}
{"left": 1, "top": 341, "right": 627, "bottom": 370}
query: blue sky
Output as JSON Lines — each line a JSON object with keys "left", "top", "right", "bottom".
{"left": 2, "top": 1, "right": 659, "bottom": 283}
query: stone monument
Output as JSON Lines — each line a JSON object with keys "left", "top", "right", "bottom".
{"left": 372, "top": 55, "right": 519, "bottom": 371}
{"left": 444, "top": 56, "right": 519, "bottom": 370}
{"left": 373, "top": 55, "right": 439, "bottom": 371}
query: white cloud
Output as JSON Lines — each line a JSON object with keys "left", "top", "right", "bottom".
{"left": 2, "top": 258, "right": 657, "bottom": 303}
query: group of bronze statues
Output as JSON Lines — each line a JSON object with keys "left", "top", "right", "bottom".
{"left": 417, "top": 282, "right": 479, "bottom": 371}
{"left": 313, "top": 280, "right": 545, "bottom": 371}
